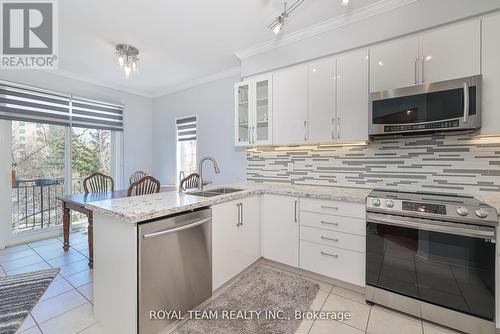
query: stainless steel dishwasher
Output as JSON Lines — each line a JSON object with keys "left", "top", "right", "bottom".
{"left": 138, "top": 208, "right": 212, "bottom": 334}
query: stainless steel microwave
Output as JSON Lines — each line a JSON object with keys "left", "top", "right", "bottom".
{"left": 369, "top": 75, "right": 481, "bottom": 136}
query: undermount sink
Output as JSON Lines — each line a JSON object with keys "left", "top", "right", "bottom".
{"left": 210, "top": 187, "right": 243, "bottom": 194}
{"left": 187, "top": 188, "right": 243, "bottom": 197}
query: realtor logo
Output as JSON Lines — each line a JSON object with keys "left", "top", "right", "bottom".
{"left": 1, "top": 0, "right": 58, "bottom": 69}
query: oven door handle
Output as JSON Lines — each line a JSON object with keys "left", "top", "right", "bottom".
{"left": 366, "top": 213, "right": 495, "bottom": 240}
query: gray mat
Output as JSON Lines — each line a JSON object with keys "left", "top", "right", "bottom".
{"left": 177, "top": 265, "right": 320, "bottom": 334}
{"left": 0, "top": 268, "right": 59, "bottom": 334}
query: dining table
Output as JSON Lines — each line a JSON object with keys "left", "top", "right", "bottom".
{"left": 56, "top": 185, "right": 176, "bottom": 269}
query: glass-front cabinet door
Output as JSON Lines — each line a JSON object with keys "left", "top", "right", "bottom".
{"left": 235, "top": 82, "right": 250, "bottom": 145}
{"left": 234, "top": 76, "right": 272, "bottom": 146}
{"left": 253, "top": 77, "right": 272, "bottom": 145}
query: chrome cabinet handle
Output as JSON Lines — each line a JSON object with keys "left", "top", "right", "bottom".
{"left": 321, "top": 236, "right": 339, "bottom": 242}
{"left": 331, "top": 117, "right": 335, "bottom": 140}
{"left": 240, "top": 203, "right": 244, "bottom": 226}
{"left": 294, "top": 200, "right": 298, "bottom": 223}
{"left": 414, "top": 59, "right": 418, "bottom": 84}
{"left": 421, "top": 56, "right": 425, "bottom": 83}
{"left": 320, "top": 251, "right": 339, "bottom": 258}
{"left": 143, "top": 217, "right": 211, "bottom": 239}
{"left": 236, "top": 203, "right": 242, "bottom": 226}
{"left": 337, "top": 117, "right": 341, "bottom": 140}
{"left": 320, "top": 220, "right": 339, "bottom": 226}
{"left": 303, "top": 120, "right": 307, "bottom": 142}
{"left": 321, "top": 205, "right": 339, "bottom": 210}
{"left": 463, "top": 82, "right": 469, "bottom": 123}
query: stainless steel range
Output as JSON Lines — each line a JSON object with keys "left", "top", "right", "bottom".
{"left": 365, "top": 190, "right": 498, "bottom": 334}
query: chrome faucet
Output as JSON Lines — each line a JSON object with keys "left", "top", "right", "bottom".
{"left": 198, "top": 156, "right": 220, "bottom": 190}
{"left": 178, "top": 171, "right": 185, "bottom": 193}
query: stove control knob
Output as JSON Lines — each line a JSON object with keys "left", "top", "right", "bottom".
{"left": 385, "top": 200, "right": 394, "bottom": 208}
{"left": 475, "top": 208, "right": 489, "bottom": 219}
{"left": 456, "top": 207, "right": 469, "bottom": 216}
{"left": 372, "top": 199, "right": 381, "bottom": 207}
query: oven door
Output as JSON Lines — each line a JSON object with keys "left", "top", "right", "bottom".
{"left": 369, "top": 75, "right": 481, "bottom": 135}
{"left": 366, "top": 212, "right": 496, "bottom": 321}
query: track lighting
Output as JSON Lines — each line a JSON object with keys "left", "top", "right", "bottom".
{"left": 268, "top": 1, "right": 303, "bottom": 34}
{"left": 268, "top": 0, "right": 351, "bottom": 34}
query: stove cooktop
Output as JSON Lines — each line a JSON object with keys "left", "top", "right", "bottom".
{"left": 366, "top": 189, "right": 498, "bottom": 226}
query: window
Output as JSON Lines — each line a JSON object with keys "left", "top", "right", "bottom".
{"left": 2, "top": 80, "right": 123, "bottom": 238}
{"left": 176, "top": 116, "right": 197, "bottom": 184}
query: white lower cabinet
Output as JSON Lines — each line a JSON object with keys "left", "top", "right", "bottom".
{"left": 212, "top": 196, "right": 261, "bottom": 290}
{"left": 299, "top": 198, "right": 366, "bottom": 287}
{"left": 300, "top": 240, "right": 365, "bottom": 286}
{"left": 261, "top": 194, "right": 299, "bottom": 267}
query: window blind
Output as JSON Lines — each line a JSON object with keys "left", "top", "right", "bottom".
{"left": 0, "top": 81, "right": 71, "bottom": 126}
{"left": 71, "top": 97, "right": 124, "bottom": 131}
{"left": 176, "top": 116, "right": 197, "bottom": 142}
{"left": 0, "top": 80, "right": 124, "bottom": 131}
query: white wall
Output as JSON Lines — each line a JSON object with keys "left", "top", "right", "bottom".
{"left": 0, "top": 70, "right": 154, "bottom": 187}
{"left": 241, "top": 0, "right": 500, "bottom": 77}
{"left": 152, "top": 74, "right": 246, "bottom": 185}
{"left": 0, "top": 121, "right": 11, "bottom": 248}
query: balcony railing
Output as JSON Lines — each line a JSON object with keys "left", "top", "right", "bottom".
{"left": 11, "top": 178, "right": 64, "bottom": 233}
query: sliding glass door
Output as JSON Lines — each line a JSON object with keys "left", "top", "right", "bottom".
{"left": 11, "top": 121, "right": 65, "bottom": 234}
{"left": 10, "top": 121, "right": 115, "bottom": 237}
{"left": 70, "top": 127, "right": 112, "bottom": 227}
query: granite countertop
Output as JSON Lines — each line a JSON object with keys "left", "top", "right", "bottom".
{"left": 472, "top": 193, "right": 500, "bottom": 217}
{"left": 85, "top": 182, "right": 372, "bottom": 224}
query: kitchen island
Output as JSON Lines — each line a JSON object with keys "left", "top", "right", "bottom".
{"left": 85, "top": 182, "right": 370, "bottom": 334}
{"left": 86, "top": 182, "right": 500, "bottom": 334}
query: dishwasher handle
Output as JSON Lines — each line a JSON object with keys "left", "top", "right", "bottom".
{"left": 143, "top": 217, "right": 211, "bottom": 239}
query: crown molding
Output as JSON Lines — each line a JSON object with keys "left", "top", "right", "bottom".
{"left": 151, "top": 66, "right": 241, "bottom": 98}
{"left": 234, "top": 0, "right": 417, "bottom": 60}
{"left": 37, "top": 68, "right": 154, "bottom": 98}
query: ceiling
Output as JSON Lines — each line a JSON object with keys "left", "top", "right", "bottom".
{"left": 57, "top": 0, "right": 381, "bottom": 97}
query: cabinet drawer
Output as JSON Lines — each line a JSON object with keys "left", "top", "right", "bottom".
{"left": 300, "top": 198, "right": 364, "bottom": 219}
{"left": 300, "top": 226, "right": 365, "bottom": 253}
{"left": 300, "top": 211, "right": 365, "bottom": 236}
{"left": 300, "top": 240, "right": 365, "bottom": 286}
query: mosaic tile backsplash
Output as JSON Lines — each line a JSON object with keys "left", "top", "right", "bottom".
{"left": 247, "top": 132, "right": 500, "bottom": 194}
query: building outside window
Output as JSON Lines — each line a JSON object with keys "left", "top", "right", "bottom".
{"left": 176, "top": 116, "right": 197, "bottom": 184}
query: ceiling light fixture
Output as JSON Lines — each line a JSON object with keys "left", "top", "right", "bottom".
{"left": 341, "top": 0, "right": 350, "bottom": 6}
{"left": 115, "top": 44, "right": 139, "bottom": 79}
{"left": 268, "top": 0, "right": 304, "bottom": 34}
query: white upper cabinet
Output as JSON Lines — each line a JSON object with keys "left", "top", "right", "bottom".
{"left": 254, "top": 77, "right": 273, "bottom": 145}
{"left": 370, "top": 20, "right": 480, "bottom": 92}
{"left": 370, "top": 36, "right": 419, "bottom": 92}
{"left": 337, "top": 49, "right": 369, "bottom": 142}
{"left": 235, "top": 82, "right": 250, "bottom": 145}
{"left": 481, "top": 13, "right": 500, "bottom": 136}
{"left": 234, "top": 76, "right": 272, "bottom": 147}
{"left": 419, "top": 20, "right": 480, "bottom": 84}
{"left": 273, "top": 65, "right": 308, "bottom": 145}
{"left": 308, "top": 58, "right": 336, "bottom": 143}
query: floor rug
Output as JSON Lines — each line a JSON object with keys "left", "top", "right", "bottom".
{"left": 177, "top": 265, "right": 320, "bottom": 334}
{"left": 0, "top": 268, "right": 59, "bottom": 334}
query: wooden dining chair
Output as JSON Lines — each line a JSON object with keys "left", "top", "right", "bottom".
{"left": 129, "top": 170, "right": 148, "bottom": 185}
{"left": 127, "top": 176, "right": 161, "bottom": 197}
{"left": 83, "top": 172, "right": 115, "bottom": 193}
{"left": 180, "top": 173, "right": 201, "bottom": 191}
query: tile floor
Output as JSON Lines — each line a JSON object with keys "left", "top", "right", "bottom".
{"left": 0, "top": 232, "right": 103, "bottom": 334}
{"left": 1, "top": 234, "right": 462, "bottom": 334}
